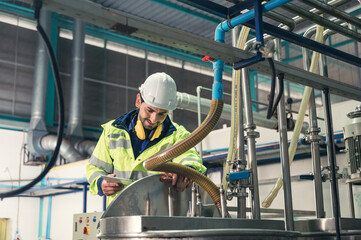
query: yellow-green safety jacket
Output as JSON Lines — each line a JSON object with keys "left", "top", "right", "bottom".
{"left": 86, "top": 110, "right": 206, "bottom": 205}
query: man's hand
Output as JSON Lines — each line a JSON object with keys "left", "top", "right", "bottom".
{"left": 169, "top": 173, "right": 193, "bottom": 192}
{"left": 101, "top": 174, "right": 124, "bottom": 196}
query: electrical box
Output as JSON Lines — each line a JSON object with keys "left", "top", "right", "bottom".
{"left": 73, "top": 212, "right": 103, "bottom": 240}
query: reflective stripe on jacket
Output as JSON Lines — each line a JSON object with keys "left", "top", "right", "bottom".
{"left": 86, "top": 117, "right": 206, "bottom": 205}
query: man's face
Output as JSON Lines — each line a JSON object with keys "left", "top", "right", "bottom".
{"left": 136, "top": 94, "right": 168, "bottom": 130}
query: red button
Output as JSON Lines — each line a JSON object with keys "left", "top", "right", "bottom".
{"left": 79, "top": 219, "right": 82, "bottom": 223}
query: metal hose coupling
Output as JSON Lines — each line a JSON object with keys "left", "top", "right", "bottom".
{"left": 144, "top": 99, "right": 223, "bottom": 208}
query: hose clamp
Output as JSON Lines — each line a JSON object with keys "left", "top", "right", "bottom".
{"left": 243, "top": 123, "right": 256, "bottom": 130}
{"left": 245, "top": 131, "right": 260, "bottom": 139}
{"left": 305, "top": 134, "right": 322, "bottom": 143}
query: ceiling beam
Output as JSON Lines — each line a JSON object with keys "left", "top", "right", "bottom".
{"left": 21, "top": 0, "right": 361, "bottom": 101}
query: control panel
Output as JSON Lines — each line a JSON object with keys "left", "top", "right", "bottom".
{"left": 73, "top": 212, "right": 103, "bottom": 240}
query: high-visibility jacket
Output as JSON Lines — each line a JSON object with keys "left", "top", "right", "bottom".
{"left": 86, "top": 110, "right": 206, "bottom": 205}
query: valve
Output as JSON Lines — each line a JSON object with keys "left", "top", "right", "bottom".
{"left": 202, "top": 56, "right": 215, "bottom": 62}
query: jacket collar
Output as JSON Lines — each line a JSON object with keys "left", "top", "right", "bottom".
{"left": 112, "top": 109, "right": 176, "bottom": 138}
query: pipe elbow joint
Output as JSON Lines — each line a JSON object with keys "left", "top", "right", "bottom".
{"left": 214, "top": 24, "right": 226, "bottom": 43}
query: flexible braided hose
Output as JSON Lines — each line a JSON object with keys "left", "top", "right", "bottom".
{"left": 262, "top": 24, "right": 324, "bottom": 208}
{"left": 144, "top": 99, "right": 223, "bottom": 207}
{"left": 154, "top": 162, "right": 221, "bottom": 208}
{"left": 222, "top": 26, "right": 250, "bottom": 193}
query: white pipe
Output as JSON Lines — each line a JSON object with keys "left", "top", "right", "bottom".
{"left": 177, "top": 91, "right": 309, "bottom": 132}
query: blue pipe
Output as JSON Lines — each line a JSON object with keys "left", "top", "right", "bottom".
{"left": 38, "top": 176, "right": 46, "bottom": 239}
{"left": 254, "top": 0, "right": 264, "bottom": 45}
{"left": 45, "top": 193, "right": 52, "bottom": 239}
{"left": 213, "top": 0, "right": 291, "bottom": 100}
{"left": 212, "top": 60, "right": 224, "bottom": 100}
{"left": 215, "top": 0, "right": 292, "bottom": 37}
{"left": 38, "top": 197, "right": 43, "bottom": 239}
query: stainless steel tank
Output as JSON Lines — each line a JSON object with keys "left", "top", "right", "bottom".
{"left": 97, "top": 175, "right": 299, "bottom": 239}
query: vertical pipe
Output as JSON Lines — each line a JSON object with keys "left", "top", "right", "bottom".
{"left": 46, "top": 195, "right": 52, "bottom": 239}
{"left": 277, "top": 76, "right": 294, "bottom": 231}
{"left": 302, "top": 26, "right": 325, "bottom": 218}
{"left": 309, "top": 90, "right": 325, "bottom": 218}
{"left": 254, "top": 0, "right": 264, "bottom": 46}
{"left": 233, "top": 26, "right": 247, "bottom": 219}
{"left": 242, "top": 68, "right": 260, "bottom": 219}
{"left": 220, "top": 187, "right": 227, "bottom": 218}
{"left": 168, "top": 187, "right": 174, "bottom": 217}
{"left": 275, "top": 38, "right": 294, "bottom": 231}
{"left": 196, "top": 186, "right": 202, "bottom": 216}
{"left": 30, "top": 9, "right": 52, "bottom": 131}
{"left": 319, "top": 36, "right": 341, "bottom": 238}
{"left": 83, "top": 184, "right": 87, "bottom": 213}
{"left": 38, "top": 197, "right": 44, "bottom": 239}
{"left": 322, "top": 88, "right": 341, "bottom": 240}
{"left": 67, "top": 19, "right": 85, "bottom": 137}
{"left": 196, "top": 86, "right": 203, "bottom": 159}
{"left": 237, "top": 77, "right": 247, "bottom": 219}
{"left": 191, "top": 184, "right": 196, "bottom": 217}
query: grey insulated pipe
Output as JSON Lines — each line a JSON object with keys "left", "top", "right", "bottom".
{"left": 67, "top": 19, "right": 86, "bottom": 137}
{"left": 75, "top": 140, "right": 96, "bottom": 157}
{"left": 29, "top": 9, "right": 52, "bottom": 132}
{"left": 177, "top": 92, "right": 309, "bottom": 133}
{"left": 40, "top": 135, "right": 83, "bottom": 163}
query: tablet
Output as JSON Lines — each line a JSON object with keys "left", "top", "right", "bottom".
{"left": 101, "top": 176, "right": 133, "bottom": 187}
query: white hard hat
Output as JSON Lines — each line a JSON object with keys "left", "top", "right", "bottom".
{"left": 139, "top": 72, "right": 178, "bottom": 111}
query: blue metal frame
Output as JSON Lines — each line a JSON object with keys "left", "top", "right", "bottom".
{"left": 244, "top": 20, "right": 361, "bottom": 68}
{"left": 213, "top": 0, "right": 292, "bottom": 101}
{"left": 215, "top": 0, "right": 292, "bottom": 83}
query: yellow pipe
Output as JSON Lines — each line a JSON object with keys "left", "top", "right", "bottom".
{"left": 262, "top": 24, "right": 324, "bottom": 208}
{"left": 222, "top": 26, "right": 250, "bottom": 192}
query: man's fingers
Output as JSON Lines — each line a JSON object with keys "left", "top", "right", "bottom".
{"left": 185, "top": 178, "right": 193, "bottom": 189}
{"left": 103, "top": 185, "right": 123, "bottom": 196}
{"left": 172, "top": 173, "right": 178, "bottom": 186}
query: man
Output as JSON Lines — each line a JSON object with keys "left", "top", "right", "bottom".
{"left": 86, "top": 72, "right": 206, "bottom": 205}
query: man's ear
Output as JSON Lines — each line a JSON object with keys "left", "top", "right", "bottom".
{"left": 135, "top": 93, "right": 141, "bottom": 108}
